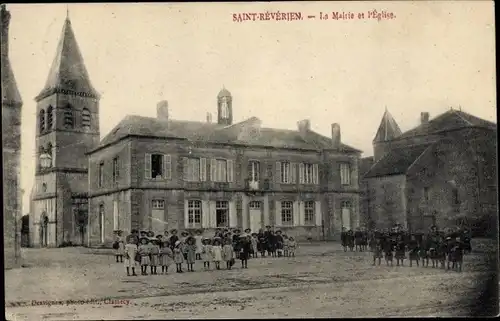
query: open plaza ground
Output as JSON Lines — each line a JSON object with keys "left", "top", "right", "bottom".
{"left": 5, "top": 240, "right": 498, "bottom": 319}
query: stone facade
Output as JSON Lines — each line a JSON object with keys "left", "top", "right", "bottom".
{"left": 363, "top": 109, "right": 497, "bottom": 235}
{"left": 2, "top": 5, "right": 23, "bottom": 268}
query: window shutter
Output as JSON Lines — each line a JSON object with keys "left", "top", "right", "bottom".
{"left": 290, "top": 163, "right": 297, "bottom": 184}
{"left": 315, "top": 200, "right": 322, "bottom": 226}
{"left": 201, "top": 200, "right": 209, "bottom": 228}
{"left": 275, "top": 201, "right": 282, "bottom": 227}
{"left": 200, "top": 158, "right": 207, "bottom": 181}
{"left": 144, "top": 153, "right": 152, "bottom": 179}
{"left": 299, "top": 201, "right": 305, "bottom": 226}
{"left": 263, "top": 198, "right": 270, "bottom": 226}
{"left": 183, "top": 157, "right": 189, "bottom": 181}
{"left": 211, "top": 158, "right": 217, "bottom": 182}
{"left": 229, "top": 201, "right": 237, "bottom": 228}
{"left": 313, "top": 164, "right": 319, "bottom": 184}
{"left": 275, "top": 162, "right": 281, "bottom": 183}
{"left": 227, "top": 159, "right": 234, "bottom": 182}
{"left": 163, "top": 154, "right": 171, "bottom": 179}
{"left": 184, "top": 199, "right": 189, "bottom": 228}
{"left": 299, "top": 163, "right": 304, "bottom": 184}
{"left": 247, "top": 161, "right": 253, "bottom": 180}
{"left": 209, "top": 201, "right": 217, "bottom": 228}
{"left": 293, "top": 201, "right": 300, "bottom": 227}
{"left": 113, "top": 201, "right": 119, "bottom": 230}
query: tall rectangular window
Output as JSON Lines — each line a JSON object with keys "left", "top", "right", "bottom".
{"left": 112, "top": 157, "right": 119, "bottom": 184}
{"left": 248, "top": 160, "right": 260, "bottom": 181}
{"left": 151, "top": 154, "right": 164, "bottom": 179}
{"left": 304, "top": 200, "right": 315, "bottom": 225}
{"left": 303, "top": 163, "right": 314, "bottom": 184}
{"left": 280, "top": 162, "right": 290, "bottom": 184}
{"left": 340, "top": 163, "right": 351, "bottom": 185}
{"left": 215, "top": 159, "right": 227, "bottom": 182}
{"left": 423, "top": 187, "right": 429, "bottom": 201}
{"left": 216, "top": 201, "right": 229, "bottom": 227}
{"left": 186, "top": 158, "right": 201, "bottom": 181}
{"left": 98, "top": 162, "right": 104, "bottom": 188}
{"left": 99, "top": 204, "right": 105, "bottom": 243}
{"left": 281, "top": 201, "right": 293, "bottom": 226}
{"left": 187, "top": 200, "right": 202, "bottom": 228}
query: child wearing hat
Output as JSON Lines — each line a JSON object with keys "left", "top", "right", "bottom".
{"left": 239, "top": 234, "right": 252, "bottom": 269}
{"left": 194, "top": 229, "right": 204, "bottom": 261}
{"left": 185, "top": 236, "right": 197, "bottom": 272}
{"left": 169, "top": 229, "right": 179, "bottom": 250}
{"left": 159, "top": 240, "right": 174, "bottom": 274}
{"left": 275, "top": 230, "right": 284, "bottom": 257}
{"left": 250, "top": 233, "right": 258, "bottom": 258}
{"left": 201, "top": 238, "right": 212, "bottom": 270}
{"left": 212, "top": 238, "right": 223, "bottom": 270}
{"left": 150, "top": 237, "right": 161, "bottom": 275}
{"left": 173, "top": 241, "right": 185, "bottom": 273}
{"left": 124, "top": 235, "right": 138, "bottom": 276}
{"left": 222, "top": 238, "right": 235, "bottom": 270}
{"left": 180, "top": 231, "right": 189, "bottom": 260}
{"left": 288, "top": 236, "right": 297, "bottom": 257}
{"left": 138, "top": 237, "right": 151, "bottom": 275}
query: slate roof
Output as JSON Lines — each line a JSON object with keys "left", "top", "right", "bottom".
{"left": 217, "top": 87, "right": 231, "bottom": 98}
{"left": 373, "top": 109, "right": 402, "bottom": 142}
{"left": 398, "top": 109, "right": 496, "bottom": 139}
{"left": 93, "top": 115, "right": 361, "bottom": 154}
{"left": 35, "top": 17, "right": 99, "bottom": 101}
{"left": 1, "top": 6, "right": 22, "bottom": 106}
{"left": 363, "top": 143, "right": 432, "bottom": 178}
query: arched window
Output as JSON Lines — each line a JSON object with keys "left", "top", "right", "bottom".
{"left": 99, "top": 204, "right": 105, "bottom": 243}
{"left": 47, "top": 106, "right": 54, "bottom": 129}
{"left": 39, "top": 110, "right": 45, "bottom": 133}
{"left": 64, "top": 105, "right": 74, "bottom": 129}
{"left": 82, "top": 108, "right": 91, "bottom": 130}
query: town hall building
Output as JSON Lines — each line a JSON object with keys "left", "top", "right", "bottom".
{"left": 29, "top": 15, "right": 363, "bottom": 247}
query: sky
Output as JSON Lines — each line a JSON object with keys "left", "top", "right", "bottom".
{"left": 5, "top": 2, "right": 496, "bottom": 213}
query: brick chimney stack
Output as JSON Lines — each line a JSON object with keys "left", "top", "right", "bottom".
{"left": 297, "top": 119, "right": 310, "bottom": 139}
{"left": 420, "top": 112, "right": 430, "bottom": 124}
{"left": 156, "top": 100, "right": 169, "bottom": 121}
{"left": 331, "top": 123, "right": 341, "bottom": 149}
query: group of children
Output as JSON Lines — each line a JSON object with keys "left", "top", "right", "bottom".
{"left": 113, "top": 227, "right": 297, "bottom": 276}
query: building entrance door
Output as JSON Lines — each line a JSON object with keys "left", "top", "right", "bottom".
{"left": 249, "top": 201, "right": 262, "bottom": 233}
{"left": 341, "top": 206, "right": 351, "bottom": 231}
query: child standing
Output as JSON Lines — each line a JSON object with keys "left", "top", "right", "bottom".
{"left": 372, "top": 238, "right": 383, "bottom": 266}
{"left": 160, "top": 240, "right": 174, "bottom": 274}
{"left": 212, "top": 238, "right": 223, "bottom": 270}
{"left": 124, "top": 235, "right": 138, "bottom": 276}
{"left": 185, "top": 237, "right": 197, "bottom": 272}
{"left": 251, "top": 233, "right": 258, "bottom": 258}
{"left": 239, "top": 235, "right": 251, "bottom": 269}
{"left": 138, "top": 237, "right": 151, "bottom": 275}
{"left": 288, "top": 237, "right": 297, "bottom": 257}
{"left": 194, "top": 229, "right": 204, "bottom": 261}
{"left": 283, "top": 235, "right": 290, "bottom": 257}
{"left": 150, "top": 238, "right": 160, "bottom": 275}
{"left": 169, "top": 229, "right": 179, "bottom": 250}
{"left": 275, "top": 230, "right": 284, "bottom": 257}
{"left": 201, "top": 238, "right": 212, "bottom": 270}
{"left": 222, "top": 238, "right": 235, "bottom": 270}
{"left": 114, "top": 230, "right": 125, "bottom": 263}
{"left": 173, "top": 241, "right": 184, "bottom": 273}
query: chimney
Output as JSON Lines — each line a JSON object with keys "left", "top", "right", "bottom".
{"left": 156, "top": 100, "right": 169, "bottom": 121}
{"left": 206, "top": 112, "right": 212, "bottom": 123}
{"left": 1, "top": 4, "right": 11, "bottom": 58}
{"left": 420, "top": 112, "right": 429, "bottom": 124}
{"left": 331, "top": 123, "right": 341, "bottom": 149}
{"left": 297, "top": 119, "right": 311, "bottom": 139}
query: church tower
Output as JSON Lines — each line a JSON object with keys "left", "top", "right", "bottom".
{"left": 31, "top": 14, "right": 100, "bottom": 247}
{"left": 2, "top": 4, "right": 23, "bottom": 268}
{"left": 217, "top": 87, "right": 233, "bottom": 125}
{"left": 372, "top": 108, "right": 402, "bottom": 162}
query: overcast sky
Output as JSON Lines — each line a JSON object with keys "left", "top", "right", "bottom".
{"left": 6, "top": 2, "right": 496, "bottom": 212}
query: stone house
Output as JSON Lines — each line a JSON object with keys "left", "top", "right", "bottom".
{"left": 361, "top": 109, "right": 497, "bottom": 235}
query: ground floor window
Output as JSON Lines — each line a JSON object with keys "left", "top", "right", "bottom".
{"left": 187, "top": 200, "right": 202, "bottom": 228}
{"left": 216, "top": 201, "right": 229, "bottom": 227}
{"left": 304, "top": 201, "right": 315, "bottom": 225}
{"left": 281, "top": 201, "right": 293, "bottom": 225}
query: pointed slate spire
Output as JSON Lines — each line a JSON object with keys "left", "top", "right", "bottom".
{"left": 1, "top": 4, "right": 22, "bottom": 106}
{"left": 373, "top": 108, "right": 402, "bottom": 143}
{"left": 35, "top": 15, "right": 99, "bottom": 101}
